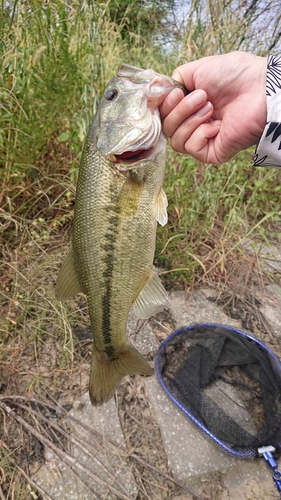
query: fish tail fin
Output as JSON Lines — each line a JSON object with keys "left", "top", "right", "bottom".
{"left": 89, "top": 343, "right": 153, "bottom": 405}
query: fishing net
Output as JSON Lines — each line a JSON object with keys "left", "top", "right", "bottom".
{"left": 155, "top": 324, "right": 281, "bottom": 491}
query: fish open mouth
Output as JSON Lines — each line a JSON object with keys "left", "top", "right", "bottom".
{"left": 114, "top": 147, "right": 153, "bottom": 163}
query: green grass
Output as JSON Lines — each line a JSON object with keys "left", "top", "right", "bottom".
{"left": 2, "top": 0, "right": 281, "bottom": 388}
{"left": 1, "top": 0, "right": 281, "bottom": 497}
{"left": 155, "top": 146, "right": 281, "bottom": 285}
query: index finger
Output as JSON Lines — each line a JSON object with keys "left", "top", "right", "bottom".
{"left": 161, "top": 89, "right": 208, "bottom": 138}
{"left": 160, "top": 88, "right": 185, "bottom": 120}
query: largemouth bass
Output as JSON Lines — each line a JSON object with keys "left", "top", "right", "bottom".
{"left": 55, "top": 64, "right": 187, "bottom": 405}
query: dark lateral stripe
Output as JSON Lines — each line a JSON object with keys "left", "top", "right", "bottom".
{"left": 101, "top": 206, "right": 119, "bottom": 356}
{"left": 104, "top": 344, "right": 115, "bottom": 357}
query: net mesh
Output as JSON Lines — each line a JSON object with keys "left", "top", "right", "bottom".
{"left": 156, "top": 324, "right": 281, "bottom": 457}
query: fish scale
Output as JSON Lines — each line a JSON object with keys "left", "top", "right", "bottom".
{"left": 74, "top": 148, "right": 151, "bottom": 339}
{"left": 55, "top": 64, "right": 186, "bottom": 404}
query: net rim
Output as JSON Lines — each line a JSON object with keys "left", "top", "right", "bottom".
{"left": 155, "top": 322, "right": 281, "bottom": 459}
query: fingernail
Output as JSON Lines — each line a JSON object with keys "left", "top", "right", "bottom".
{"left": 195, "top": 101, "right": 212, "bottom": 117}
{"left": 167, "top": 88, "right": 183, "bottom": 106}
{"left": 188, "top": 89, "right": 206, "bottom": 107}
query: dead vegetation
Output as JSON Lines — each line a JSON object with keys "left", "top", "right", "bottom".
{"left": 1, "top": 233, "right": 281, "bottom": 499}
{"left": 0, "top": 394, "right": 202, "bottom": 500}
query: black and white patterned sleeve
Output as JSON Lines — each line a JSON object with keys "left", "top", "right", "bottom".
{"left": 253, "top": 55, "right": 281, "bottom": 168}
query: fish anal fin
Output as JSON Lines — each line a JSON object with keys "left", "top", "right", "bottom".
{"left": 117, "top": 177, "right": 143, "bottom": 216}
{"left": 89, "top": 343, "right": 153, "bottom": 405}
{"left": 55, "top": 247, "right": 82, "bottom": 300}
{"left": 155, "top": 187, "right": 168, "bottom": 226}
{"left": 133, "top": 267, "right": 169, "bottom": 319}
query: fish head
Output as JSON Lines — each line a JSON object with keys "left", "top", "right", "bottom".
{"left": 92, "top": 63, "right": 188, "bottom": 165}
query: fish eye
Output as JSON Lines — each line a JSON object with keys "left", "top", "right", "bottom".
{"left": 104, "top": 88, "right": 118, "bottom": 101}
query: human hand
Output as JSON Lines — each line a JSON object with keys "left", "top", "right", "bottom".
{"left": 160, "top": 51, "right": 267, "bottom": 164}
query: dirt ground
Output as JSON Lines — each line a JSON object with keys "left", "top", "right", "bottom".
{"left": 1, "top": 243, "right": 281, "bottom": 499}
{"left": 0, "top": 288, "right": 189, "bottom": 499}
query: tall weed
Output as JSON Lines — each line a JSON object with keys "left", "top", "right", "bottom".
{"left": 1, "top": 1, "right": 281, "bottom": 496}
{"left": 1, "top": 0, "right": 281, "bottom": 293}
{"left": 1, "top": 0, "right": 281, "bottom": 289}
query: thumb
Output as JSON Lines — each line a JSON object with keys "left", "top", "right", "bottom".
{"left": 172, "top": 69, "right": 184, "bottom": 84}
{"left": 172, "top": 61, "right": 201, "bottom": 92}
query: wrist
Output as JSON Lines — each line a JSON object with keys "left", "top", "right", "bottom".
{"left": 259, "top": 56, "right": 267, "bottom": 129}
{"left": 250, "top": 54, "right": 267, "bottom": 141}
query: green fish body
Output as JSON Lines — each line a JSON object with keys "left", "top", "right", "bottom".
{"left": 55, "top": 64, "right": 185, "bottom": 404}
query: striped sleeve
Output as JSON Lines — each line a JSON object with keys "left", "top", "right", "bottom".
{"left": 253, "top": 55, "right": 281, "bottom": 168}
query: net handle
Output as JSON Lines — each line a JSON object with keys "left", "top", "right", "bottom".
{"left": 258, "top": 446, "right": 281, "bottom": 493}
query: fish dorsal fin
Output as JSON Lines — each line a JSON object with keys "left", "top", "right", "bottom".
{"left": 133, "top": 267, "right": 169, "bottom": 319}
{"left": 155, "top": 188, "right": 168, "bottom": 226}
{"left": 55, "top": 247, "right": 82, "bottom": 300}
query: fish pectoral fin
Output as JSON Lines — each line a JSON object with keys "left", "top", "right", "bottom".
{"left": 55, "top": 247, "right": 82, "bottom": 300}
{"left": 117, "top": 177, "right": 143, "bottom": 216}
{"left": 133, "top": 267, "right": 169, "bottom": 319}
{"left": 155, "top": 187, "right": 168, "bottom": 226}
{"left": 89, "top": 343, "right": 153, "bottom": 405}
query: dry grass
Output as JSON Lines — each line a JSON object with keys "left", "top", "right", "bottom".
{"left": 0, "top": 395, "right": 202, "bottom": 500}
{"left": 2, "top": 1, "right": 281, "bottom": 497}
